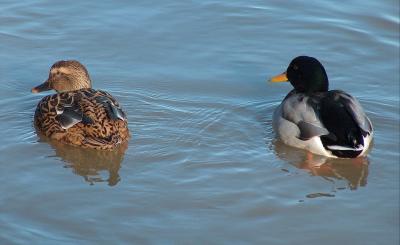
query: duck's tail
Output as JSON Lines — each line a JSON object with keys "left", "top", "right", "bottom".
{"left": 57, "top": 130, "right": 130, "bottom": 150}
{"left": 82, "top": 135, "right": 127, "bottom": 150}
{"left": 319, "top": 93, "right": 366, "bottom": 158}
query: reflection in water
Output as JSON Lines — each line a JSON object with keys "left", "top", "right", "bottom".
{"left": 38, "top": 134, "right": 128, "bottom": 186}
{"left": 273, "top": 140, "right": 369, "bottom": 191}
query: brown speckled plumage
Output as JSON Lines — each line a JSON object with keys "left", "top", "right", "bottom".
{"left": 32, "top": 60, "right": 130, "bottom": 150}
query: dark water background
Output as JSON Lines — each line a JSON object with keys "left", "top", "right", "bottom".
{"left": 0, "top": 1, "right": 399, "bottom": 244}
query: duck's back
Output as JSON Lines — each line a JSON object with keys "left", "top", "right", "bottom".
{"left": 34, "top": 88, "right": 130, "bottom": 149}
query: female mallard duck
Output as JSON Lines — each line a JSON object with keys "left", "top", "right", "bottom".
{"left": 270, "top": 56, "right": 373, "bottom": 158}
{"left": 31, "top": 60, "right": 130, "bottom": 150}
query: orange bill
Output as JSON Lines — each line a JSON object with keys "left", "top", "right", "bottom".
{"left": 269, "top": 72, "right": 288, "bottom": 82}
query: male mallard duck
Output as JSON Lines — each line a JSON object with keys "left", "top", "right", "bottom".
{"left": 270, "top": 56, "right": 373, "bottom": 158}
{"left": 32, "top": 60, "right": 130, "bottom": 150}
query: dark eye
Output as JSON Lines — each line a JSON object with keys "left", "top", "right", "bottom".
{"left": 293, "top": 65, "right": 298, "bottom": 70}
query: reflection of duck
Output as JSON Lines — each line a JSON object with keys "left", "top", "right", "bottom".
{"left": 39, "top": 134, "right": 128, "bottom": 186}
{"left": 270, "top": 56, "right": 373, "bottom": 158}
{"left": 31, "top": 60, "right": 130, "bottom": 150}
{"left": 274, "top": 140, "right": 369, "bottom": 190}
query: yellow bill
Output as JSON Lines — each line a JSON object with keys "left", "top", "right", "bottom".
{"left": 269, "top": 72, "right": 288, "bottom": 82}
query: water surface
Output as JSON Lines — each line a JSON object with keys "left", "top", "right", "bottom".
{"left": 0, "top": 1, "right": 399, "bottom": 244}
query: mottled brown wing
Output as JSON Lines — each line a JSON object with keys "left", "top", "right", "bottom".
{"left": 34, "top": 92, "right": 88, "bottom": 134}
{"left": 34, "top": 89, "right": 129, "bottom": 149}
{"left": 34, "top": 94, "right": 65, "bottom": 137}
{"left": 72, "top": 89, "right": 129, "bottom": 147}
{"left": 96, "top": 90, "right": 127, "bottom": 121}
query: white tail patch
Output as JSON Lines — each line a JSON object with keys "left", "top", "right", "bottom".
{"left": 327, "top": 144, "right": 364, "bottom": 151}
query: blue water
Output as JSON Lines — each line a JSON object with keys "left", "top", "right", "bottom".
{"left": 0, "top": 1, "right": 399, "bottom": 244}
